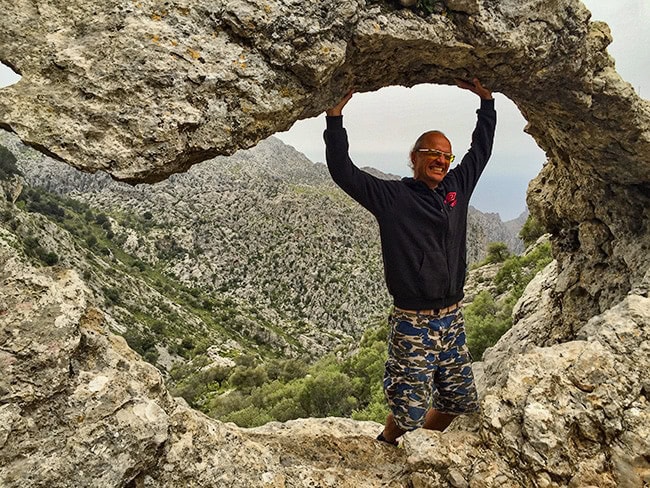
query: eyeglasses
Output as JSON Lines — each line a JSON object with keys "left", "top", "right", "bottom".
{"left": 415, "top": 148, "right": 455, "bottom": 163}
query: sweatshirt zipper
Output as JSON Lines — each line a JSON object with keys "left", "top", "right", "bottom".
{"left": 434, "top": 189, "right": 452, "bottom": 296}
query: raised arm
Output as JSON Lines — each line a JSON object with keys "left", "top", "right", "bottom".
{"left": 450, "top": 78, "right": 497, "bottom": 194}
{"left": 323, "top": 91, "right": 397, "bottom": 216}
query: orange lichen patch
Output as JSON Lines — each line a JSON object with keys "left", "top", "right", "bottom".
{"left": 152, "top": 9, "right": 168, "bottom": 20}
{"left": 177, "top": 6, "right": 190, "bottom": 16}
{"left": 151, "top": 34, "right": 161, "bottom": 44}
{"left": 279, "top": 86, "right": 293, "bottom": 98}
{"left": 187, "top": 48, "right": 201, "bottom": 60}
{"left": 170, "top": 39, "right": 178, "bottom": 47}
{"left": 263, "top": 3, "right": 272, "bottom": 14}
{"left": 232, "top": 55, "right": 247, "bottom": 69}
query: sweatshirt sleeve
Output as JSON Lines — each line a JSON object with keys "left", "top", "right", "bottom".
{"left": 323, "top": 116, "right": 397, "bottom": 216}
{"left": 453, "top": 98, "right": 497, "bottom": 196}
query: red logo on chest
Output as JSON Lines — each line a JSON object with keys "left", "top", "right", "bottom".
{"left": 444, "top": 192, "right": 457, "bottom": 208}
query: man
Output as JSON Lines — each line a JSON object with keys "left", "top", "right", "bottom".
{"left": 323, "top": 79, "right": 496, "bottom": 445}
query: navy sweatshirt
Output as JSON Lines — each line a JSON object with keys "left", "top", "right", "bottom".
{"left": 324, "top": 99, "right": 496, "bottom": 310}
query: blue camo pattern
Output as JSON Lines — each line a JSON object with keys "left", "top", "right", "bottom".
{"left": 383, "top": 307, "right": 479, "bottom": 431}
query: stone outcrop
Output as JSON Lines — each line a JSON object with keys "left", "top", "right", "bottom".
{"left": 2, "top": 209, "right": 648, "bottom": 487}
{"left": 2, "top": 0, "right": 650, "bottom": 486}
{"left": 0, "top": 174, "right": 23, "bottom": 204}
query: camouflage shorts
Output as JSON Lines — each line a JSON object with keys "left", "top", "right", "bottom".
{"left": 383, "top": 307, "right": 479, "bottom": 431}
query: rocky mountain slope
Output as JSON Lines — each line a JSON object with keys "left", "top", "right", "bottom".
{"left": 2, "top": 218, "right": 647, "bottom": 487}
{"left": 1, "top": 131, "right": 523, "bottom": 364}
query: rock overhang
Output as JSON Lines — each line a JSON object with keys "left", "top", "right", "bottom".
{"left": 0, "top": 0, "right": 610, "bottom": 180}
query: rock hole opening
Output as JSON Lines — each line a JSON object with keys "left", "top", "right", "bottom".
{"left": 0, "top": 62, "right": 21, "bottom": 88}
{"left": 276, "top": 84, "right": 546, "bottom": 221}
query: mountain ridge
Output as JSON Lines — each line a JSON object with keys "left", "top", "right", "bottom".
{"left": 1, "top": 129, "right": 525, "bottom": 371}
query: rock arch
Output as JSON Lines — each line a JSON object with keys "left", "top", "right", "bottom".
{"left": 1, "top": 1, "right": 650, "bottom": 486}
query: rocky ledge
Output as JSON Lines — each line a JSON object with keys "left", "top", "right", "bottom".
{"left": 2, "top": 225, "right": 648, "bottom": 487}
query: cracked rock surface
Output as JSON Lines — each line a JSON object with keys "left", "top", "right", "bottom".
{"left": 1, "top": 1, "right": 650, "bottom": 486}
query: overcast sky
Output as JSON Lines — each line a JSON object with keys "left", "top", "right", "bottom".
{"left": 1, "top": 0, "right": 647, "bottom": 220}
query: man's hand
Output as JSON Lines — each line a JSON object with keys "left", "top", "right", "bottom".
{"left": 455, "top": 78, "right": 493, "bottom": 100}
{"left": 326, "top": 90, "right": 354, "bottom": 116}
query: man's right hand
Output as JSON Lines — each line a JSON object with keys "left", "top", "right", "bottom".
{"left": 326, "top": 90, "right": 354, "bottom": 116}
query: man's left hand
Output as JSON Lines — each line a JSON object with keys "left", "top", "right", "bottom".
{"left": 455, "top": 78, "right": 493, "bottom": 100}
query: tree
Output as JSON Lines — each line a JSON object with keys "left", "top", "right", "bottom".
{"left": 298, "top": 371, "right": 358, "bottom": 417}
{"left": 228, "top": 365, "right": 268, "bottom": 391}
{"left": 485, "top": 242, "right": 510, "bottom": 264}
{"left": 519, "top": 214, "right": 546, "bottom": 247}
{"left": 0, "top": 145, "right": 21, "bottom": 180}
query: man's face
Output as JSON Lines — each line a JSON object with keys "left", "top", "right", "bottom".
{"left": 411, "top": 133, "right": 453, "bottom": 190}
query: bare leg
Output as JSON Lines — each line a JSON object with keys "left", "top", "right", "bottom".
{"left": 381, "top": 413, "right": 406, "bottom": 444}
{"left": 422, "top": 408, "right": 456, "bottom": 432}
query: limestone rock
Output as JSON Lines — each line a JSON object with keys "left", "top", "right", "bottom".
{"left": 476, "top": 295, "right": 650, "bottom": 488}
{"left": 446, "top": 0, "right": 480, "bottom": 16}
{"left": 463, "top": 261, "right": 501, "bottom": 303}
{"left": 0, "top": 240, "right": 397, "bottom": 487}
{"left": 398, "top": 0, "right": 418, "bottom": 8}
{"left": 2, "top": 216, "right": 649, "bottom": 488}
{"left": 0, "top": 0, "right": 634, "bottom": 185}
{"left": 0, "top": 174, "right": 24, "bottom": 203}
{"left": 2, "top": 1, "right": 650, "bottom": 486}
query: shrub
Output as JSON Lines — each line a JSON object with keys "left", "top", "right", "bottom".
{"left": 485, "top": 242, "right": 510, "bottom": 264}
{"left": 464, "top": 291, "right": 511, "bottom": 360}
{"left": 220, "top": 405, "right": 274, "bottom": 428}
{"left": 103, "top": 286, "right": 121, "bottom": 305}
{"left": 24, "top": 190, "right": 66, "bottom": 220}
{"left": 0, "top": 145, "right": 21, "bottom": 180}
{"left": 519, "top": 214, "right": 546, "bottom": 247}
{"left": 95, "top": 213, "right": 109, "bottom": 226}
{"left": 228, "top": 365, "right": 268, "bottom": 391}
{"left": 298, "top": 370, "right": 358, "bottom": 417}
{"left": 22, "top": 236, "right": 59, "bottom": 266}
{"left": 42, "top": 251, "right": 59, "bottom": 266}
{"left": 144, "top": 349, "right": 160, "bottom": 364}
{"left": 465, "top": 241, "right": 553, "bottom": 359}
